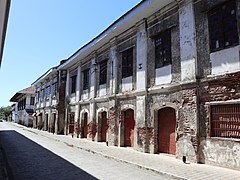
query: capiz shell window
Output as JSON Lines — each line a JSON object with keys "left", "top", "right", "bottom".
{"left": 210, "top": 104, "right": 240, "bottom": 139}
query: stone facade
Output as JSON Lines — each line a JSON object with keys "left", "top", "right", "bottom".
{"left": 32, "top": 0, "right": 240, "bottom": 169}
{"left": 32, "top": 64, "right": 66, "bottom": 135}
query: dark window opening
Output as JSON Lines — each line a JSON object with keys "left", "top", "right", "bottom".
{"left": 45, "top": 86, "right": 51, "bottom": 98}
{"left": 122, "top": 48, "right": 133, "bottom": 78}
{"left": 83, "top": 69, "right": 89, "bottom": 90}
{"left": 30, "top": 97, "right": 35, "bottom": 105}
{"left": 155, "top": 29, "right": 172, "bottom": 69}
{"left": 208, "top": 0, "right": 239, "bottom": 52}
{"left": 99, "top": 60, "right": 108, "bottom": 85}
{"left": 52, "top": 82, "right": 58, "bottom": 96}
{"left": 70, "top": 75, "right": 77, "bottom": 94}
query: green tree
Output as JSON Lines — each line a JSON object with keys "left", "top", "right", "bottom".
{"left": 0, "top": 106, "right": 11, "bottom": 120}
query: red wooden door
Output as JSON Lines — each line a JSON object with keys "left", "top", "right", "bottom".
{"left": 158, "top": 107, "right": 176, "bottom": 154}
{"left": 124, "top": 109, "right": 135, "bottom": 147}
{"left": 69, "top": 113, "right": 74, "bottom": 134}
{"left": 83, "top": 113, "right": 88, "bottom": 138}
{"left": 101, "top": 112, "right": 108, "bottom": 142}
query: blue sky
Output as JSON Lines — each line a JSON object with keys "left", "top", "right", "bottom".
{"left": 0, "top": 0, "right": 141, "bottom": 107}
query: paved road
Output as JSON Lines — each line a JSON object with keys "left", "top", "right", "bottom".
{"left": 0, "top": 122, "right": 168, "bottom": 180}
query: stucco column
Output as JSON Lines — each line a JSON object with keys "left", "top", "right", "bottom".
{"left": 109, "top": 38, "right": 117, "bottom": 95}
{"left": 64, "top": 70, "right": 70, "bottom": 135}
{"left": 136, "top": 20, "right": 147, "bottom": 91}
{"left": 179, "top": 0, "right": 197, "bottom": 81}
{"left": 90, "top": 54, "right": 97, "bottom": 99}
{"left": 49, "top": 78, "right": 53, "bottom": 106}
{"left": 178, "top": 0, "right": 199, "bottom": 163}
{"left": 74, "top": 65, "right": 81, "bottom": 137}
{"left": 76, "top": 65, "right": 81, "bottom": 102}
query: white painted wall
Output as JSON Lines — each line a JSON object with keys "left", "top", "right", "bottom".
{"left": 76, "top": 66, "right": 81, "bottom": 101}
{"left": 52, "top": 99, "right": 57, "bottom": 105}
{"left": 109, "top": 42, "right": 117, "bottom": 95}
{"left": 155, "top": 65, "right": 172, "bottom": 85}
{"left": 90, "top": 58, "right": 96, "bottom": 99}
{"left": 99, "top": 84, "right": 107, "bottom": 97}
{"left": 82, "top": 89, "right": 89, "bottom": 100}
{"left": 65, "top": 70, "right": 70, "bottom": 98}
{"left": 179, "top": 0, "right": 197, "bottom": 81}
{"left": 122, "top": 76, "right": 133, "bottom": 92}
{"left": 210, "top": 45, "right": 240, "bottom": 75}
{"left": 136, "top": 28, "right": 147, "bottom": 91}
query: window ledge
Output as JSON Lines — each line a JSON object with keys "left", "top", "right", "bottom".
{"left": 207, "top": 137, "right": 240, "bottom": 142}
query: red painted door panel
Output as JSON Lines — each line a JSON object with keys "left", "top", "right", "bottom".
{"left": 69, "top": 113, "right": 74, "bottom": 134}
{"left": 101, "top": 112, "right": 108, "bottom": 142}
{"left": 158, "top": 107, "right": 176, "bottom": 155}
{"left": 83, "top": 113, "right": 88, "bottom": 138}
{"left": 124, "top": 110, "right": 135, "bottom": 147}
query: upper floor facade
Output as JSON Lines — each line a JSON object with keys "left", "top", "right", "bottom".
{"left": 32, "top": 66, "right": 59, "bottom": 110}
{"left": 57, "top": 0, "right": 240, "bottom": 104}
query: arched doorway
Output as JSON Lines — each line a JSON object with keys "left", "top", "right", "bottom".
{"left": 100, "top": 111, "right": 108, "bottom": 142}
{"left": 124, "top": 109, "right": 135, "bottom": 147}
{"left": 158, "top": 107, "right": 176, "bottom": 155}
{"left": 82, "top": 112, "right": 88, "bottom": 138}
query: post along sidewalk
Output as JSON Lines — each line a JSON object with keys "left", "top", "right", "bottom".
{"left": 21, "top": 125, "right": 240, "bottom": 180}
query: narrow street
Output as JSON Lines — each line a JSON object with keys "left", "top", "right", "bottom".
{"left": 0, "top": 122, "right": 167, "bottom": 180}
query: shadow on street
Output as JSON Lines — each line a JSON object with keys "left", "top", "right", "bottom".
{"left": 0, "top": 130, "right": 97, "bottom": 180}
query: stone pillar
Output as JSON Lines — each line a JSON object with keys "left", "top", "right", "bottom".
{"left": 179, "top": 0, "right": 197, "bottom": 82}
{"left": 76, "top": 65, "right": 81, "bottom": 102}
{"left": 109, "top": 38, "right": 118, "bottom": 95}
{"left": 136, "top": 20, "right": 147, "bottom": 91}
{"left": 88, "top": 53, "right": 97, "bottom": 140}
{"left": 90, "top": 54, "right": 96, "bottom": 99}
{"left": 89, "top": 102, "right": 96, "bottom": 140}
{"left": 74, "top": 65, "right": 81, "bottom": 137}
{"left": 64, "top": 70, "right": 70, "bottom": 135}
{"left": 136, "top": 95, "right": 147, "bottom": 152}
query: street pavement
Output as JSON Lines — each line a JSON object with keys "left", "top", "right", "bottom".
{"left": 0, "top": 122, "right": 168, "bottom": 180}
{"left": 1, "top": 121, "right": 240, "bottom": 180}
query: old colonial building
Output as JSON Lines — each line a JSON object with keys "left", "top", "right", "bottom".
{"left": 32, "top": 0, "right": 240, "bottom": 169}
{"left": 10, "top": 86, "right": 35, "bottom": 127}
{"left": 32, "top": 61, "right": 67, "bottom": 134}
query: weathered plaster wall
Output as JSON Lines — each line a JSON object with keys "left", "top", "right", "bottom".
{"left": 199, "top": 74, "right": 240, "bottom": 169}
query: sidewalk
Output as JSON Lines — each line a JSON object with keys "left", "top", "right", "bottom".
{"left": 19, "top": 124, "right": 240, "bottom": 180}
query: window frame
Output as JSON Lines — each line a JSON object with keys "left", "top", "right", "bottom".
{"left": 30, "top": 97, "right": 35, "bottom": 105}
{"left": 52, "top": 82, "right": 58, "bottom": 97}
{"left": 83, "top": 69, "right": 90, "bottom": 91}
{"left": 99, "top": 60, "right": 108, "bottom": 85}
{"left": 154, "top": 29, "right": 172, "bottom": 69}
{"left": 122, "top": 47, "right": 133, "bottom": 79}
{"left": 210, "top": 104, "right": 240, "bottom": 140}
{"left": 70, "top": 75, "right": 77, "bottom": 94}
{"left": 208, "top": 0, "right": 239, "bottom": 53}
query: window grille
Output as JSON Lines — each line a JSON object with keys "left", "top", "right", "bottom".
{"left": 210, "top": 104, "right": 240, "bottom": 139}
{"left": 99, "top": 60, "right": 108, "bottom": 85}
{"left": 122, "top": 48, "right": 133, "bottom": 78}
{"left": 70, "top": 75, "right": 77, "bottom": 94}
{"left": 83, "top": 69, "right": 89, "bottom": 90}
{"left": 30, "top": 97, "right": 35, "bottom": 105}
{"left": 155, "top": 29, "right": 172, "bottom": 68}
{"left": 208, "top": 0, "right": 238, "bottom": 52}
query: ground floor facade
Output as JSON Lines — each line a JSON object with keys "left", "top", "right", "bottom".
{"left": 61, "top": 77, "right": 240, "bottom": 170}
{"left": 30, "top": 74, "right": 240, "bottom": 170}
{"left": 34, "top": 107, "right": 65, "bottom": 135}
